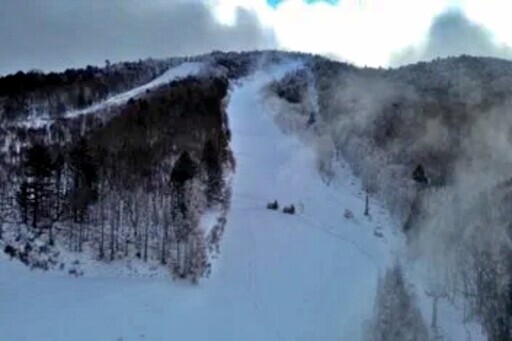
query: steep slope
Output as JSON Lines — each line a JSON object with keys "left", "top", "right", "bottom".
{"left": 0, "top": 61, "right": 392, "bottom": 340}
{"left": 0, "top": 57, "right": 489, "bottom": 340}
{"left": 64, "top": 62, "right": 206, "bottom": 119}
{"left": 16, "top": 61, "right": 205, "bottom": 129}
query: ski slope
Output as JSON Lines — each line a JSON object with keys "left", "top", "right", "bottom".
{"left": 0, "top": 63, "right": 478, "bottom": 340}
{"left": 18, "top": 62, "right": 204, "bottom": 129}
{"left": 65, "top": 62, "right": 205, "bottom": 119}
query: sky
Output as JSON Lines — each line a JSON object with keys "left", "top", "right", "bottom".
{"left": 1, "top": 0, "right": 512, "bottom": 75}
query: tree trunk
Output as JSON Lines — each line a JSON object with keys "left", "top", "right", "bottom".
{"left": 118, "top": 201, "right": 123, "bottom": 256}
{"left": 78, "top": 223, "right": 83, "bottom": 252}
{"left": 143, "top": 222, "right": 149, "bottom": 262}
{"left": 99, "top": 199, "right": 105, "bottom": 259}
{"left": 177, "top": 241, "right": 181, "bottom": 274}
{"left": 364, "top": 192, "right": 369, "bottom": 216}
{"left": 100, "top": 219, "right": 105, "bottom": 259}
{"left": 68, "top": 224, "right": 74, "bottom": 251}
{"left": 32, "top": 188, "right": 39, "bottom": 229}
{"left": 161, "top": 224, "right": 168, "bottom": 265}
{"left": 110, "top": 218, "right": 115, "bottom": 261}
{"left": 49, "top": 223, "right": 54, "bottom": 245}
{"left": 431, "top": 296, "right": 439, "bottom": 335}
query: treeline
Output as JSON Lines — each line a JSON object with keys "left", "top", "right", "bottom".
{"left": 0, "top": 58, "right": 171, "bottom": 121}
{"left": 1, "top": 75, "right": 233, "bottom": 282}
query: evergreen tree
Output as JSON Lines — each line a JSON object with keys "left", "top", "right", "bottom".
{"left": 365, "top": 264, "right": 429, "bottom": 341}
{"left": 171, "top": 151, "right": 197, "bottom": 186}
{"left": 68, "top": 138, "right": 98, "bottom": 223}
{"left": 171, "top": 152, "right": 198, "bottom": 276}
{"left": 16, "top": 181, "right": 29, "bottom": 225}
{"left": 201, "top": 140, "right": 223, "bottom": 206}
{"left": 412, "top": 164, "right": 429, "bottom": 185}
{"left": 18, "top": 144, "right": 56, "bottom": 229}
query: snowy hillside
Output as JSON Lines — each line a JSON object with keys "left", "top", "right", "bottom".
{"left": 0, "top": 59, "right": 486, "bottom": 340}
{"left": 63, "top": 62, "right": 206, "bottom": 120}
{"left": 16, "top": 62, "right": 206, "bottom": 129}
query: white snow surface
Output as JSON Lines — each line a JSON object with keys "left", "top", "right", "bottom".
{"left": 0, "top": 62, "right": 482, "bottom": 340}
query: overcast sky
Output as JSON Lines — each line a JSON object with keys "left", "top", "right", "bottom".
{"left": 1, "top": 0, "right": 512, "bottom": 75}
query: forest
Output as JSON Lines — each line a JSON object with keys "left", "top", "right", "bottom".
{"left": 268, "top": 54, "right": 512, "bottom": 340}
{"left": 0, "top": 58, "right": 179, "bottom": 122}
{"left": 0, "top": 66, "right": 234, "bottom": 283}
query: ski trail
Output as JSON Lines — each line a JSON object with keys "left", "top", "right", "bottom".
{"left": 0, "top": 61, "right": 397, "bottom": 341}
{"left": 212, "top": 61, "right": 397, "bottom": 340}
{"left": 18, "top": 62, "right": 204, "bottom": 129}
{"left": 65, "top": 62, "right": 204, "bottom": 118}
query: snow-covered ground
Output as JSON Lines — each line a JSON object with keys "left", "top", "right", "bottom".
{"left": 0, "top": 62, "right": 482, "bottom": 340}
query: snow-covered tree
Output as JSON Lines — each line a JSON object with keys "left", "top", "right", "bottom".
{"left": 365, "top": 264, "right": 429, "bottom": 341}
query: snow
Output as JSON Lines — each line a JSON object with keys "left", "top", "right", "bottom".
{"left": 199, "top": 208, "right": 223, "bottom": 236}
{"left": 0, "top": 61, "right": 483, "bottom": 340}
{"left": 15, "top": 62, "right": 205, "bottom": 129}
{"left": 65, "top": 62, "right": 205, "bottom": 119}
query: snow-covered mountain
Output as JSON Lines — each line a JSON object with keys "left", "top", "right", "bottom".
{"left": 1, "top": 51, "right": 510, "bottom": 340}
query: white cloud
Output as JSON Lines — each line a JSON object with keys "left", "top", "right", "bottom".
{"left": 390, "top": 9, "right": 512, "bottom": 66}
{"left": 213, "top": 0, "right": 512, "bottom": 67}
{"left": 462, "top": 0, "right": 512, "bottom": 46}
{"left": 212, "top": 0, "right": 450, "bottom": 67}
{"left": 3, "top": 0, "right": 512, "bottom": 73}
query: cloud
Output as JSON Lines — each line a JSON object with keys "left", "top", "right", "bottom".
{"left": 224, "top": 0, "right": 449, "bottom": 67}
{"left": 6, "top": 0, "right": 510, "bottom": 73}
{"left": 390, "top": 10, "right": 512, "bottom": 66}
{"left": 0, "top": 0, "right": 276, "bottom": 75}
{"left": 266, "top": 0, "right": 340, "bottom": 8}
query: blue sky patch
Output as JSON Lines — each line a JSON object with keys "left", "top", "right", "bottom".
{"left": 267, "top": 0, "right": 340, "bottom": 9}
